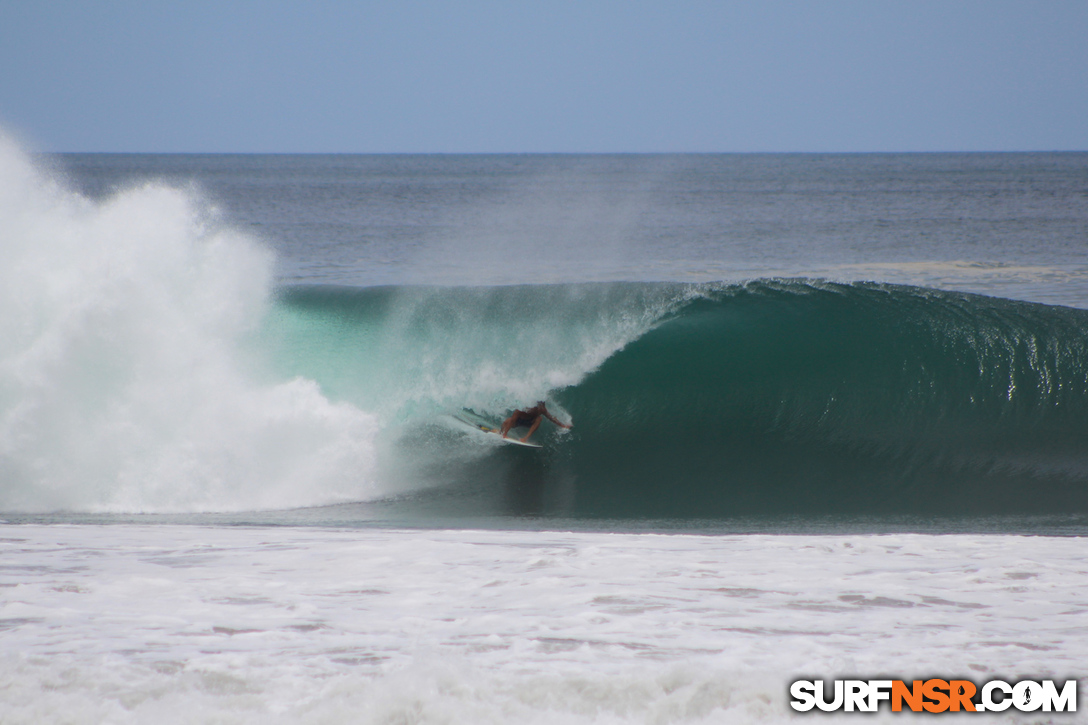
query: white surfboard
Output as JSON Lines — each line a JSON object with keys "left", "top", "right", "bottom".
{"left": 451, "top": 411, "right": 543, "bottom": 448}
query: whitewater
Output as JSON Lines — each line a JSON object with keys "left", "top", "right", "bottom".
{"left": 2, "top": 139, "right": 1087, "bottom": 722}
{"left": 0, "top": 141, "right": 385, "bottom": 513}
{"left": 3, "top": 526, "right": 1085, "bottom": 724}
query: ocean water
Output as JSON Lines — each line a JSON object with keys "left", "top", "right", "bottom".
{"left": 2, "top": 139, "right": 1087, "bottom": 722}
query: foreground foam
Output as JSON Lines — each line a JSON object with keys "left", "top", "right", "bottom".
{"left": 0, "top": 525, "right": 1082, "bottom": 723}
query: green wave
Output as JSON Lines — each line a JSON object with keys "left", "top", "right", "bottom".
{"left": 266, "top": 280, "right": 1088, "bottom": 517}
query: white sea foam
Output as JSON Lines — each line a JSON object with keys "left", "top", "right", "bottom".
{"left": 0, "top": 524, "right": 1083, "bottom": 723}
{"left": 0, "top": 137, "right": 381, "bottom": 512}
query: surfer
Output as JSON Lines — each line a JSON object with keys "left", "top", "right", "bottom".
{"left": 500, "top": 401, "right": 572, "bottom": 443}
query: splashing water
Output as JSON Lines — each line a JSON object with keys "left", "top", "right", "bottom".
{"left": 0, "top": 137, "right": 381, "bottom": 512}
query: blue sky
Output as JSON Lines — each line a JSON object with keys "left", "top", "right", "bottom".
{"left": 1, "top": 1, "right": 1085, "bottom": 153}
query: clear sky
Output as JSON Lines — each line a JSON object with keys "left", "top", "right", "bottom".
{"left": 1, "top": 0, "right": 1086, "bottom": 153}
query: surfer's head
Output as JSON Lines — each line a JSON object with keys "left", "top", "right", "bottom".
{"left": 537, "top": 400, "right": 546, "bottom": 408}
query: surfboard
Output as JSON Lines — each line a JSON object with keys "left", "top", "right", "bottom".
{"left": 451, "top": 410, "right": 543, "bottom": 448}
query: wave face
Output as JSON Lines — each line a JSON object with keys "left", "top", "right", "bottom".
{"left": 268, "top": 281, "right": 1088, "bottom": 518}
{"left": 555, "top": 281, "right": 1088, "bottom": 516}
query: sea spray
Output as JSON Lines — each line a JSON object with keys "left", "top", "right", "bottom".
{"left": 0, "top": 137, "right": 380, "bottom": 512}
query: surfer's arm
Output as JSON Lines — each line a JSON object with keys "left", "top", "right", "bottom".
{"left": 544, "top": 412, "right": 572, "bottom": 429}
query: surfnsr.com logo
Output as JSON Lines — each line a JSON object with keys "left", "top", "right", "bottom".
{"left": 790, "top": 679, "right": 1077, "bottom": 713}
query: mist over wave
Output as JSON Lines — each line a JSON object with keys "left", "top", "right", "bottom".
{"left": 0, "top": 138, "right": 380, "bottom": 513}
{"left": 264, "top": 284, "right": 688, "bottom": 422}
